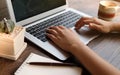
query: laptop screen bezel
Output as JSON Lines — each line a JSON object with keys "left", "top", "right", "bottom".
{"left": 6, "top": 0, "right": 67, "bottom": 26}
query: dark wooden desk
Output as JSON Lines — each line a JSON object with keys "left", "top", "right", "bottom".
{"left": 1, "top": 0, "right": 120, "bottom": 75}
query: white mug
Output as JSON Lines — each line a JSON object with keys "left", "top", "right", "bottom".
{"left": 98, "top": 0, "right": 119, "bottom": 21}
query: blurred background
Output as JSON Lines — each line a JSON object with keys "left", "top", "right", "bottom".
{"left": 0, "top": 0, "right": 120, "bottom": 21}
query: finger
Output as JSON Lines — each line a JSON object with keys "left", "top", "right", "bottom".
{"left": 83, "top": 20, "right": 95, "bottom": 24}
{"left": 75, "top": 17, "right": 89, "bottom": 27}
{"left": 49, "top": 26, "right": 60, "bottom": 31}
{"left": 58, "top": 25, "right": 66, "bottom": 29}
{"left": 75, "top": 17, "right": 92, "bottom": 30}
{"left": 49, "top": 26, "right": 64, "bottom": 34}
{"left": 46, "top": 29, "right": 58, "bottom": 36}
{"left": 46, "top": 33, "right": 58, "bottom": 42}
{"left": 75, "top": 17, "right": 84, "bottom": 28}
{"left": 89, "top": 23, "right": 102, "bottom": 32}
{"left": 83, "top": 18, "right": 99, "bottom": 25}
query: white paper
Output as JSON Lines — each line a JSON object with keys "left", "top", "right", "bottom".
{"left": 15, "top": 53, "right": 82, "bottom": 75}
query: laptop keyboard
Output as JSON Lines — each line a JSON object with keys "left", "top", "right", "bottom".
{"left": 26, "top": 11, "right": 82, "bottom": 42}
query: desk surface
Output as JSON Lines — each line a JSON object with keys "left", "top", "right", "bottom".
{"left": 1, "top": 0, "right": 120, "bottom": 75}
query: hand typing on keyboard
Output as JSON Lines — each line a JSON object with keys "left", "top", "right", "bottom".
{"left": 26, "top": 11, "right": 81, "bottom": 42}
{"left": 46, "top": 25, "right": 83, "bottom": 52}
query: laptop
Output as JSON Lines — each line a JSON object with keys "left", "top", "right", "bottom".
{"left": 6, "top": 0, "right": 99, "bottom": 60}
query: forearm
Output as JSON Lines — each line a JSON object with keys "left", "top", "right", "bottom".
{"left": 70, "top": 43, "right": 120, "bottom": 75}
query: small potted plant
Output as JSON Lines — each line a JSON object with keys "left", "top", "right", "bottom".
{"left": 0, "top": 18, "right": 27, "bottom": 60}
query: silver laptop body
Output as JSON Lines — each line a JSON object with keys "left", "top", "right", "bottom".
{"left": 6, "top": 0, "right": 98, "bottom": 60}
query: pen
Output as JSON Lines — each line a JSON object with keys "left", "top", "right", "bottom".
{"left": 27, "top": 62, "right": 78, "bottom": 67}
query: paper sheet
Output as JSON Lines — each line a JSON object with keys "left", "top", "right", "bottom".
{"left": 15, "top": 53, "right": 82, "bottom": 75}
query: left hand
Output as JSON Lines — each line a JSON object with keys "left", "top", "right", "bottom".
{"left": 46, "top": 26, "right": 84, "bottom": 52}
{"left": 75, "top": 17, "right": 113, "bottom": 33}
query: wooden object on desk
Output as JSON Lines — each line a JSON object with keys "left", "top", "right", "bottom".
{"left": 0, "top": 0, "right": 120, "bottom": 75}
{"left": 0, "top": 26, "right": 27, "bottom": 60}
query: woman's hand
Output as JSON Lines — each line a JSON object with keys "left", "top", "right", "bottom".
{"left": 75, "top": 17, "right": 113, "bottom": 33}
{"left": 46, "top": 26, "right": 84, "bottom": 52}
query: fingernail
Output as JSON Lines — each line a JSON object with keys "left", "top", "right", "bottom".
{"left": 90, "top": 23, "right": 93, "bottom": 26}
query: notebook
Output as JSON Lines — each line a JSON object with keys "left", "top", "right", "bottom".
{"left": 6, "top": 0, "right": 99, "bottom": 60}
{"left": 14, "top": 53, "right": 82, "bottom": 75}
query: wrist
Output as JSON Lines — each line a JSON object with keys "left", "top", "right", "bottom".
{"left": 110, "top": 22, "right": 118, "bottom": 32}
{"left": 110, "top": 22, "right": 115, "bottom": 32}
{"left": 69, "top": 41, "right": 86, "bottom": 53}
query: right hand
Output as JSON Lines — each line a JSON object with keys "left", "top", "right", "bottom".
{"left": 46, "top": 26, "right": 84, "bottom": 52}
{"left": 75, "top": 17, "right": 113, "bottom": 33}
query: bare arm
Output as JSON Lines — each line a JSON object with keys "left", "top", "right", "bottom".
{"left": 70, "top": 42, "right": 120, "bottom": 75}
{"left": 46, "top": 26, "right": 120, "bottom": 75}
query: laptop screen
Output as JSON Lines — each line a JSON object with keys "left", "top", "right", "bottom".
{"left": 11, "top": 0, "right": 66, "bottom": 22}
